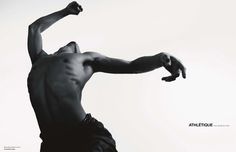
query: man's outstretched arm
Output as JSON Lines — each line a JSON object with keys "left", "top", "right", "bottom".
{"left": 87, "top": 52, "right": 186, "bottom": 82}
{"left": 27, "top": 1, "right": 82, "bottom": 64}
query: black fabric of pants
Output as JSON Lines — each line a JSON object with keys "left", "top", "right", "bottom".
{"left": 40, "top": 114, "right": 118, "bottom": 152}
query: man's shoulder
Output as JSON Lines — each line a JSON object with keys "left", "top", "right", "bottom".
{"left": 83, "top": 51, "right": 98, "bottom": 56}
{"left": 82, "top": 51, "right": 104, "bottom": 59}
{"left": 60, "top": 52, "right": 95, "bottom": 63}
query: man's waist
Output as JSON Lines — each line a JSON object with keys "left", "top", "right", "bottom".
{"left": 39, "top": 113, "right": 111, "bottom": 141}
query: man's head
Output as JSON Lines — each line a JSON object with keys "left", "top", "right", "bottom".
{"left": 54, "top": 41, "right": 80, "bottom": 55}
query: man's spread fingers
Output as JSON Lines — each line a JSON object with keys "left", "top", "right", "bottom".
{"left": 162, "top": 76, "right": 176, "bottom": 82}
{"left": 162, "top": 77, "right": 167, "bottom": 81}
{"left": 173, "top": 71, "right": 180, "bottom": 78}
{"left": 175, "top": 58, "right": 186, "bottom": 78}
{"left": 179, "top": 64, "right": 186, "bottom": 78}
{"left": 165, "top": 76, "right": 176, "bottom": 82}
{"left": 182, "top": 69, "right": 186, "bottom": 78}
{"left": 164, "top": 65, "right": 172, "bottom": 73}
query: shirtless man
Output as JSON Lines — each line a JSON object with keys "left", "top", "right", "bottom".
{"left": 27, "top": 1, "right": 186, "bottom": 152}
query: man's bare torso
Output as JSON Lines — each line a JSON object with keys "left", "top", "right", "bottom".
{"left": 27, "top": 53, "right": 93, "bottom": 131}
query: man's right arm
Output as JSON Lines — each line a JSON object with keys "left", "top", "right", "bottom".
{"left": 27, "top": 1, "right": 82, "bottom": 64}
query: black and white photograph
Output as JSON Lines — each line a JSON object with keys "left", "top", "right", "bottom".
{"left": 0, "top": 0, "right": 235, "bottom": 151}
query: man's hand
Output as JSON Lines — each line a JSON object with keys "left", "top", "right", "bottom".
{"left": 161, "top": 53, "right": 186, "bottom": 82}
{"left": 65, "top": 1, "right": 83, "bottom": 15}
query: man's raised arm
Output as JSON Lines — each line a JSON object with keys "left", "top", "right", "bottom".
{"left": 27, "top": 1, "right": 83, "bottom": 64}
{"left": 87, "top": 52, "right": 186, "bottom": 82}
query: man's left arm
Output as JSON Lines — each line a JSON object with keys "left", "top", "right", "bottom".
{"left": 87, "top": 52, "right": 186, "bottom": 82}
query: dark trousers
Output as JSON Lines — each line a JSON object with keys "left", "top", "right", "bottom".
{"left": 40, "top": 114, "right": 117, "bottom": 152}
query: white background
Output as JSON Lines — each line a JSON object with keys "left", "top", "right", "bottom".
{"left": 0, "top": 0, "right": 236, "bottom": 151}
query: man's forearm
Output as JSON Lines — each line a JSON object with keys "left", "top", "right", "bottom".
{"left": 29, "top": 8, "right": 69, "bottom": 33}
{"left": 130, "top": 53, "right": 165, "bottom": 73}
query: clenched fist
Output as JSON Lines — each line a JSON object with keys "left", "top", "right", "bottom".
{"left": 65, "top": 1, "right": 83, "bottom": 15}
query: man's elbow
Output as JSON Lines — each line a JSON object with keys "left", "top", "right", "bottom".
{"left": 128, "top": 62, "right": 142, "bottom": 74}
{"left": 28, "top": 22, "right": 41, "bottom": 33}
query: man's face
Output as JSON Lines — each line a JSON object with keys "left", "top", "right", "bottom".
{"left": 54, "top": 41, "right": 80, "bottom": 55}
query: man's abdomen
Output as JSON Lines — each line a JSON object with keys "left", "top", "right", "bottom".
{"left": 28, "top": 58, "right": 86, "bottom": 132}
